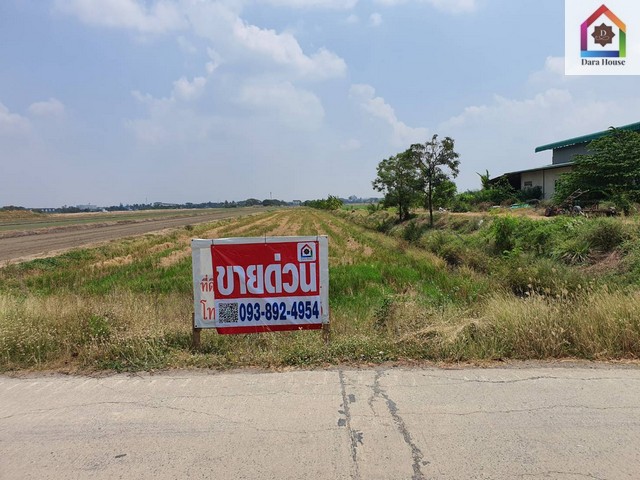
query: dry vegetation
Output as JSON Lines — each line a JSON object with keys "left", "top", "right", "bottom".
{"left": 1, "top": 208, "right": 640, "bottom": 372}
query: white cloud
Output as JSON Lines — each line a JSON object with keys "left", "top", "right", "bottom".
{"left": 129, "top": 85, "right": 223, "bottom": 145}
{"left": 0, "top": 102, "right": 30, "bottom": 135}
{"left": 130, "top": 76, "right": 325, "bottom": 146}
{"left": 206, "top": 48, "right": 223, "bottom": 74}
{"left": 238, "top": 81, "right": 325, "bottom": 130}
{"left": 172, "top": 76, "right": 207, "bottom": 101}
{"left": 126, "top": 105, "right": 222, "bottom": 146}
{"left": 134, "top": 47, "right": 223, "bottom": 106}
{"left": 232, "top": 18, "right": 347, "bottom": 80}
{"left": 59, "top": 1, "right": 347, "bottom": 82}
{"left": 526, "top": 56, "right": 579, "bottom": 89}
{"left": 28, "top": 98, "right": 66, "bottom": 117}
{"left": 369, "top": 13, "right": 382, "bottom": 27}
{"left": 262, "top": 0, "right": 358, "bottom": 8}
{"left": 182, "top": 1, "right": 347, "bottom": 80}
{"left": 177, "top": 36, "right": 197, "bottom": 54}
{"left": 55, "top": 0, "right": 186, "bottom": 33}
{"left": 542, "top": 56, "right": 565, "bottom": 77}
{"left": 374, "top": 0, "right": 477, "bottom": 14}
{"left": 442, "top": 89, "right": 574, "bottom": 130}
{"left": 346, "top": 14, "right": 359, "bottom": 24}
{"left": 350, "top": 83, "right": 427, "bottom": 146}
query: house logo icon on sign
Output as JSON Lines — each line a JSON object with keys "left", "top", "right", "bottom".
{"left": 581, "top": 4, "right": 626, "bottom": 58}
{"left": 297, "top": 243, "right": 316, "bottom": 262}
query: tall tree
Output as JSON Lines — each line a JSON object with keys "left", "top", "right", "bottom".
{"left": 554, "top": 128, "right": 640, "bottom": 214}
{"left": 373, "top": 150, "right": 422, "bottom": 221}
{"left": 411, "top": 135, "right": 460, "bottom": 226}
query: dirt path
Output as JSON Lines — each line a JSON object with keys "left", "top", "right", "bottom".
{"left": 0, "top": 208, "right": 262, "bottom": 265}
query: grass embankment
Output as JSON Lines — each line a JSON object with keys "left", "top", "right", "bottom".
{"left": 1, "top": 208, "right": 639, "bottom": 372}
{"left": 0, "top": 209, "right": 44, "bottom": 224}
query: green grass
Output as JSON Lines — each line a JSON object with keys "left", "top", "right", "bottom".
{"left": 1, "top": 208, "right": 640, "bottom": 372}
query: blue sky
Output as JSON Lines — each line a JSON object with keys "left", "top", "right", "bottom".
{"left": 1, "top": 0, "right": 639, "bottom": 207}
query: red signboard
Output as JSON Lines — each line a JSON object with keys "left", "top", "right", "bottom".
{"left": 192, "top": 236, "right": 329, "bottom": 334}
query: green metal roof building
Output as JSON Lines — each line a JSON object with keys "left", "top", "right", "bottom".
{"left": 495, "top": 122, "right": 640, "bottom": 200}
{"left": 534, "top": 122, "right": 640, "bottom": 155}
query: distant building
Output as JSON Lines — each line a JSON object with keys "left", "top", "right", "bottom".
{"left": 494, "top": 121, "right": 640, "bottom": 200}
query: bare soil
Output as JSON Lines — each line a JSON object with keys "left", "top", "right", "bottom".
{"left": 0, "top": 208, "right": 262, "bottom": 266}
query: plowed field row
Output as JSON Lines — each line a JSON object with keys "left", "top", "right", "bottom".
{"left": 0, "top": 208, "right": 265, "bottom": 265}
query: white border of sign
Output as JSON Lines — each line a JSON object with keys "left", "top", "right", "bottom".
{"left": 191, "top": 236, "right": 329, "bottom": 333}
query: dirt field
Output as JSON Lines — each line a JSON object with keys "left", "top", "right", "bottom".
{"left": 0, "top": 208, "right": 262, "bottom": 265}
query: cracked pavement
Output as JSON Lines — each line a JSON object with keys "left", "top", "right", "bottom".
{"left": 1, "top": 366, "right": 640, "bottom": 479}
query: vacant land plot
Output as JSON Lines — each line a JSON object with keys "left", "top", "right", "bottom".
{"left": 0, "top": 208, "right": 262, "bottom": 265}
{"left": 0, "top": 208, "right": 242, "bottom": 234}
{"left": 1, "top": 208, "right": 639, "bottom": 372}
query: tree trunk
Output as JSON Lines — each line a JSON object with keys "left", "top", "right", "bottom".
{"left": 428, "top": 182, "right": 433, "bottom": 226}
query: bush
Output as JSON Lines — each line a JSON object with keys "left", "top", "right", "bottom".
{"left": 376, "top": 216, "right": 396, "bottom": 234}
{"left": 367, "top": 203, "right": 382, "bottom": 214}
{"left": 497, "top": 255, "right": 590, "bottom": 297}
{"left": 403, "top": 219, "right": 430, "bottom": 243}
{"left": 491, "top": 216, "right": 518, "bottom": 253}
{"left": 582, "top": 218, "right": 628, "bottom": 252}
{"left": 516, "top": 186, "right": 543, "bottom": 202}
{"left": 435, "top": 215, "right": 483, "bottom": 234}
{"left": 553, "top": 238, "right": 591, "bottom": 265}
{"left": 305, "top": 195, "right": 344, "bottom": 210}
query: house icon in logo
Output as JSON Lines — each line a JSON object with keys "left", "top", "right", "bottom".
{"left": 300, "top": 244, "right": 313, "bottom": 258}
{"left": 581, "top": 4, "right": 626, "bottom": 58}
{"left": 297, "top": 242, "right": 316, "bottom": 262}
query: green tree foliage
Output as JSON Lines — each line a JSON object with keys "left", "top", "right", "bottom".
{"left": 325, "top": 195, "right": 344, "bottom": 210}
{"left": 554, "top": 128, "right": 640, "bottom": 214}
{"left": 477, "top": 170, "right": 491, "bottom": 190}
{"left": 411, "top": 135, "right": 460, "bottom": 225}
{"left": 518, "top": 186, "right": 543, "bottom": 202}
{"left": 262, "top": 199, "right": 286, "bottom": 207}
{"left": 304, "top": 195, "right": 344, "bottom": 211}
{"left": 372, "top": 150, "right": 422, "bottom": 221}
{"left": 488, "top": 175, "right": 517, "bottom": 204}
{"left": 432, "top": 179, "right": 457, "bottom": 209}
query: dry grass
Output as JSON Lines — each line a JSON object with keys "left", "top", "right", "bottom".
{"left": 379, "top": 289, "right": 640, "bottom": 361}
{"left": 2, "top": 208, "right": 640, "bottom": 372}
{"left": 0, "top": 210, "right": 44, "bottom": 221}
{"left": 0, "top": 292, "right": 190, "bottom": 369}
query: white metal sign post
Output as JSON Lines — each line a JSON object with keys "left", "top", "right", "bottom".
{"left": 191, "top": 236, "right": 329, "bottom": 337}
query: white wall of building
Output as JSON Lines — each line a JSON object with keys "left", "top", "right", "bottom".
{"left": 520, "top": 167, "right": 572, "bottom": 200}
{"left": 543, "top": 167, "right": 572, "bottom": 200}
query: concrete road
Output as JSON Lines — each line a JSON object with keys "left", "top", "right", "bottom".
{"left": 1, "top": 366, "right": 639, "bottom": 479}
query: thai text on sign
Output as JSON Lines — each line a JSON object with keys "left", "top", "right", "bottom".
{"left": 191, "top": 236, "right": 329, "bottom": 334}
